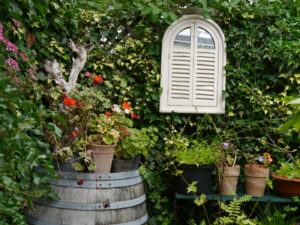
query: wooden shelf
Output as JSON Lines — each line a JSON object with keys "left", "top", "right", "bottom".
{"left": 176, "top": 192, "right": 300, "bottom": 203}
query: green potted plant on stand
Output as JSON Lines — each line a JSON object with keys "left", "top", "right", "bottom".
{"left": 272, "top": 156, "right": 300, "bottom": 198}
{"left": 217, "top": 142, "right": 240, "bottom": 196}
{"left": 166, "top": 134, "right": 218, "bottom": 195}
{"left": 112, "top": 127, "right": 158, "bottom": 172}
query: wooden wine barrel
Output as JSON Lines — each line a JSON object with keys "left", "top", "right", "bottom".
{"left": 27, "top": 170, "right": 147, "bottom": 225}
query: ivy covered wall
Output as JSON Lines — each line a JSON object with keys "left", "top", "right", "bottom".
{"left": 0, "top": 0, "right": 299, "bottom": 224}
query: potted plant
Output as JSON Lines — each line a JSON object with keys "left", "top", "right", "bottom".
{"left": 244, "top": 152, "right": 272, "bottom": 197}
{"left": 167, "top": 134, "right": 218, "bottom": 195}
{"left": 86, "top": 105, "right": 133, "bottom": 173}
{"left": 272, "top": 156, "right": 300, "bottom": 198}
{"left": 217, "top": 142, "right": 240, "bottom": 196}
{"left": 45, "top": 86, "right": 111, "bottom": 173}
{"left": 112, "top": 126, "right": 158, "bottom": 172}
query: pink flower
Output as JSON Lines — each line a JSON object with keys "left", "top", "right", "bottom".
{"left": 31, "top": 75, "right": 38, "bottom": 81}
{"left": 12, "top": 76, "right": 22, "bottom": 86}
{"left": 5, "top": 58, "right": 20, "bottom": 71}
{"left": 6, "top": 41, "right": 18, "bottom": 53}
{"left": 85, "top": 72, "right": 91, "bottom": 77}
{"left": 29, "top": 69, "right": 34, "bottom": 75}
{"left": 12, "top": 18, "right": 21, "bottom": 27}
{"left": 12, "top": 26, "right": 16, "bottom": 31}
{"left": 0, "top": 23, "right": 3, "bottom": 36}
{"left": 19, "top": 53, "right": 28, "bottom": 62}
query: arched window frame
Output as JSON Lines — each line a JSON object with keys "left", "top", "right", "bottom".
{"left": 160, "top": 15, "right": 226, "bottom": 114}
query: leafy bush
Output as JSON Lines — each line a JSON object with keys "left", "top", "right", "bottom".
{"left": 274, "top": 157, "right": 300, "bottom": 179}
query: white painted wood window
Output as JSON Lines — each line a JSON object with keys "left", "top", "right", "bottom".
{"left": 160, "top": 15, "right": 226, "bottom": 114}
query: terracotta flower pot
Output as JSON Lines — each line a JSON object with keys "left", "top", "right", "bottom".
{"left": 218, "top": 164, "right": 240, "bottom": 196}
{"left": 245, "top": 164, "right": 269, "bottom": 197}
{"left": 86, "top": 144, "right": 116, "bottom": 173}
{"left": 272, "top": 174, "right": 300, "bottom": 198}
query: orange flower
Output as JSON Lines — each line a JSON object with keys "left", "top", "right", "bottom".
{"left": 130, "top": 113, "right": 135, "bottom": 119}
{"left": 267, "top": 155, "right": 273, "bottom": 162}
{"left": 64, "top": 98, "right": 76, "bottom": 106}
{"left": 105, "top": 112, "right": 111, "bottom": 116}
{"left": 122, "top": 102, "right": 130, "bottom": 110}
{"left": 93, "top": 76, "right": 103, "bottom": 84}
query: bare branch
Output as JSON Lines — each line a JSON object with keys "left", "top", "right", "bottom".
{"left": 44, "top": 39, "right": 93, "bottom": 92}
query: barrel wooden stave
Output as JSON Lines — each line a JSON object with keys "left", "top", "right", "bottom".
{"left": 31, "top": 203, "right": 146, "bottom": 225}
{"left": 28, "top": 170, "right": 147, "bottom": 225}
{"left": 52, "top": 183, "right": 144, "bottom": 203}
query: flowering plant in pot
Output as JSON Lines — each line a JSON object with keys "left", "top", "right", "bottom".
{"left": 217, "top": 142, "right": 241, "bottom": 196}
{"left": 112, "top": 126, "right": 158, "bottom": 172}
{"left": 272, "top": 156, "right": 300, "bottom": 198}
{"left": 166, "top": 132, "right": 218, "bottom": 194}
{"left": 45, "top": 85, "right": 111, "bottom": 172}
{"left": 244, "top": 152, "right": 273, "bottom": 197}
{"left": 86, "top": 103, "right": 133, "bottom": 173}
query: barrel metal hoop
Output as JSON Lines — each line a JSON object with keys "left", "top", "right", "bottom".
{"left": 51, "top": 175, "right": 143, "bottom": 188}
{"left": 35, "top": 194, "right": 146, "bottom": 211}
{"left": 36, "top": 168, "right": 141, "bottom": 181}
{"left": 113, "top": 213, "right": 148, "bottom": 225}
{"left": 27, "top": 213, "right": 148, "bottom": 225}
{"left": 56, "top": 170, "right": 140, "bottom": 181}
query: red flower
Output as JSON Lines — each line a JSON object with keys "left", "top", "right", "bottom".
{"left": 131, "top": 113, "right": 140, "bottom": 119}
{"left": 61, "top": 93, "right": 68, "bottom": 101}
{"left": 72, "top": 130, "right": 79, "bottom": 138}
{"left": 122, "top": 102, "right": 131, "bottom": 110}
{"left": 93, "top": 76, "right": 103, "bottom": 84}
{"left": 76, "top": 101, "right": 84, "bottom": 107}
{"left": 105, "top": 112, "right": 111, "bottom": 116}
{"left": 64, "top": 98, "right": 76, "bottom": 106}
{"left": 77, "top": 179, "right": 85, "bottom": 185}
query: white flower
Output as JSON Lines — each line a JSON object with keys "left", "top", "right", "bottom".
{"left": 125, "top": 108, "right": 130, "bottom": 114}
{"left": 112, "top": 104, "right": 121, "bottom": 113}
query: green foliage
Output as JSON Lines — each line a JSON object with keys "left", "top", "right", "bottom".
{"left": 0, "top": 0, "right": 299, "bottom": 224}
{"left": 274, "top": 157, "right": 300, "bottom": 179}
{"left": 115, "top": 127, "right": 158, "bottom": 159}
{"left": 0, "top": 18, "right": 58, "bottom": 225}
{"left": 214, "top": 195, "right": 257, "bottom": 225}
{"left": 170, "top": 139, "right": 218, "bottom": 166}
{"left": 278, "top": 97, "right": 300, "bottom": 134}
{"left": 258, "top": 205, "right": 300, "bottom": 225}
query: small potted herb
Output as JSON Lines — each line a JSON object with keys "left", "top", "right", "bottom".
{"left": 166, "top": 134, "right": 218, "bottom": 194}
{"left": 244, "top": 152, "right": 272, "bottom": 197}
{"left": 217, "top": 142, "right": 240, "bottom": 196}
{"left": 272, "top": 156, "right": 300, "bottom": 198}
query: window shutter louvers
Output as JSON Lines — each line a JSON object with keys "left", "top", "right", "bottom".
{"left": 168, "top": 26, "right": 193, "bottom": 106}
{"left": 160, "top": 15, "right": 226, "bottom": 114}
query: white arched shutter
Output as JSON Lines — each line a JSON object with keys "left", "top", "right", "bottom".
{"left": 160, "top": 15, "right": 226, "bottom": 114}
{"left": 192, "top": 24, "right": 218, "bottom": 107}
{"left": 168, "top": 25, "right": 193, "bottom": 106}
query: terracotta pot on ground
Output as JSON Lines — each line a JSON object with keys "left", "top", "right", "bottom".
{"left": 245, "top": 164, "right": 269, "bottom": 197}
{"left": 272, "top": 174, "right": 300, "bottom": 198}
{"left": 218, "top": 164, "right": 240, "bottom": 195}
{"left": 86, "top": 144, "right": 116, "bottom": 173}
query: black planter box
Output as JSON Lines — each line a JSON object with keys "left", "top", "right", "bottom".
{"left": 176, "top": 164, "right": 214, "bottom": 194}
